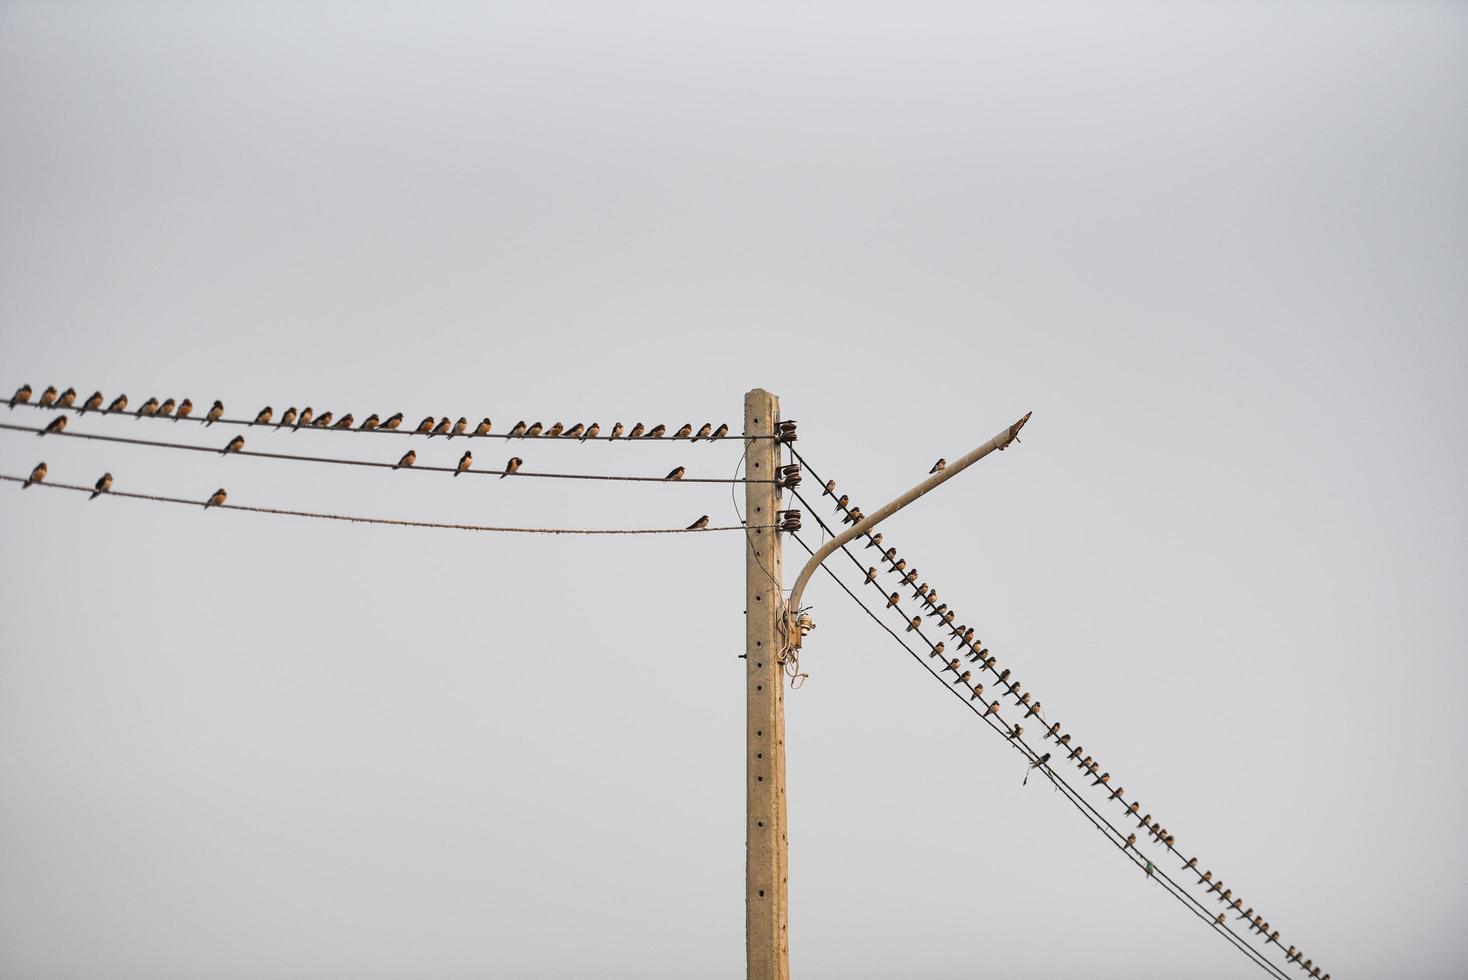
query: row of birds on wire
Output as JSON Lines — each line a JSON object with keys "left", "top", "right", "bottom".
{"left": 7, "top": 384, "right": 738, "bottom": 442}
{"left": 817, "top": 477, "right": 1329, "bottom": 980}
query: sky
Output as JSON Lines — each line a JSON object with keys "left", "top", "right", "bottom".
{"left": 1, "top": 2, "right": 1465, "bottom": 978}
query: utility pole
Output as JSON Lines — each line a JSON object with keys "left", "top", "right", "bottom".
{"left": 744, "top": 387, "right": 789, "bottom": 980}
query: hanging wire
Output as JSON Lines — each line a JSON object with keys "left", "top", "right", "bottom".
{"left": 1, "top": 474, "right": 776, "bottom": 535}
{"left": 0, "top": 421, "right": 775, "bottom": 484}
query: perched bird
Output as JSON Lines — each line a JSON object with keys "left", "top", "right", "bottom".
{"left": 609, "top": 422, "right": 625, "bottom": 440}
{"left": 664, "top": 466, "right": 685, "bottom": 481}
{"left": 501, "top": 456, "right": 522, "bottom": 479}
{"left": 1139, "top": 812, "right": 1153, "bottom": 828}
{"left": 563, "top": 423, "right": 584, "bottom": 439}
{"left": 414, "top": 416, "right": 435, "bottom": 435}
{"left": 525, "top": 421, "right": 544, "bottom": 438}
{"left": 1126, "top": 801, "right": 1140, "bottom": 817}
{"left": 454, "top": 451, "right": 472, "bottom": 476}
{"left": 155, "top": 396, "right": 174, "bottom": 416}
{"left": 694, "top": 423, "right": 713, "bottom": 441}
{"left": 474, "top": 418, "right": 492, "bottom": 437}
{"left": 891, "top": 558, "right": 907, "bottom": 574}
{"left": 1025, "top": 701, "right": 1044, "bottom": 720}
{"left": 929, "top": 458, "right": 947, "bottom": 474}
{"left": 430, "top": 416, "right": 451, "bottom": 437}
{"left": 136, "top": 396, "right": 160, "bottom": 417}
{"left": 885, "top": 591, "right": 900, "bottom": 608}
{"left": 927, "top": 602, "right": 949, "bottom": 619}
{"left": 1068, "top": 743, "right": 1084, "bottom": 760}
{"left": 1008, "top": 723, "right": 1023, "bottom": 740}
{"left": 1198, "top": 870, "right": 1213, "bottom": 886}
{"left": 254, "top": 406, "right": 273, "bottom": 425}
{"left": 545, "top": 421, "right": 564, "bottom": 438}
{"left": 204, "top": 487, "right": 227, "bottom": 508}
{"left": 23, "top": 461, "right": 46, "bottom": 487}
{"left": 835, "top": 494, "right": 850, "bottom": 511}
{"left": 955, "top": 670, "right": 973, "bottom": 687}
{"left": 1044, "top": 722, "right": 1062, "bottom": 741}
{"left": 928, "top": 641, "right": 945, "bottom": 659}
{"left": 1125, "top": 834, "right": 1137, "bottom": 849}
{"left": 942, "top": 658, "right": 961, "bottom": 675}
{"left": 581, "top": 422, "right": 599, "bottom": 440}
{"left": 221, "top": 435, "right": 245, "bottom": 455}
{"left": 1215, "top": 914, "right": 1226, "bottom": 926}
{"left": 882, "top": 546, "right": 897, "bottom": 565}
{"left": 333, "top": 414, "right": 354, "bottom": 430}
{"left": 969, "top": 683, "right": 985, "bottom": 701}
{"left": 382, "top": 412, "right": 404, "bottom": 430}
{"left": 509, "top": 420, "right": 528, "bottom": 438}
{"left": 174, "top": 397, "right": 192, "bottom": 420}
{"left": 686, "top": 514, "right": 710, "bottom": 530}
{"left": 360, "top": 414, "right": 381, "bottom": 431}
{"left": 106, "top": 394, "right": 128, "bottom": 413}
{"left": 9, "top": 383, "right": 31, "bottom": 408}
{"left": 394, "top": 450, "right": 416, "bottom": 470}
{"left": 90, "top": 472, "right": 112, "bottom": 499}
{"left": 823, "top": 479, "right": 837, "bottom": 497}
{"left": 1076, "top": 754, "right": 1093, "bottom": 771}
{"left": 1109, "top": 784, "right": 1125, "bottom": 801}
{"left": 313, "top": 411, "right": 334, "bottom": 428}
{"left": 450, "top": 417, "right": 468, "bottom": 438}
{"left": 628, "top": 422, "right": 645, "bottom": 439}
{"left": 912, "top": 582, "right": 929, "bottom": 600}
{"left": 985, "top": 700, "right": 1001, "bottom": 717}
{"left": 81, "top": 390, "right": 104, "bottom": 414}
{"left": 907, "top": 615, "right": 923, "bottom": 632}
{"left": 865, "top": 566, "right": 878, "bottom": 584}
{"left": 1217, "top": 888, "right": 1233, "bottom": 905}
{"left": 41, "top": 415, "right": 66, "bottom": 436}
{"left": 56, "top": 388, "right": 78, "bottom": 410}
{"left": 842, "top": 508, "right": 864, "bottom": 526}
{"left": 674, "top": 423, "right": 693, "bottom": 439}
{"left": 900, "top": 569, "right": 918, "bottom": 586}
{"left": 865, "top": 532, "right": 883, "bottom": 550}
{"left": 711, "top": 423, "right": 729, "bottom": 439}
{"left": 37, "top": 385, "right": 58, "bottom": 407}
{"left": 648, "top": 423, "right": 667, "bottom": 438}
{"left": 204, "top": 400, "right": 224, "bottom": 425}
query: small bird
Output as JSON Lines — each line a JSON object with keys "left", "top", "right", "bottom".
{"left": 927, "top": 602, "right": 949, "bottom": 620}
{"left": 221, "top": 435, "right": 245, "bottom": 455}
{"left": 9, "top": 383, "right": 31, "bottom": 408}
{"left": 382, "top": 412, "right": 404, "bottom": 430}
{"left": 1138, "top": 812, "right": 1153, "bottom": 828}
{"left": 882, "top": 546, "right": 897, "bottom": 565}
{"left": 842, "top": 507, "right": 864, "bottom": 526}
{"left": 204, "top": 487, "right": 227, "bottom": 508}
{"left": 1109, "top": 784, "right": 1124, "bottom": 801}
{"left": 1217, "top": 888, "right": 1233, "bottom": 905}
{"left": 474, "top": 418, "right": 492, "bottom": 437}
{"left": 1215, "top": 913, "right": 1226, "bottom": 926}
{"left": 835, "top": 494, "right": 849, "bottom": 511}
{"left": 1198, "top": 870, "right": 1213, "bottom": 886}
{"left": 929, "top": 458, "right": 947, "bottom": 474}
{"left": 414, "top": 416, "right": 435, "bottom": 435}
{"left": 106, "top": 394, "right": 128, "bottom": 413}
{"left": 23, "top": 461, "right": 46, "bottom": 487}
{"left": 969, "top": 683, "right": 985, "bottom": 701}
{"left": 1044, "top": 722, "right": 1062, "bottom": 741}
{"left": 174, "top": 397, "right": 192, "bottom": 420}
{"left": 1025, "top": 701, "right": 1043, "bottom": 720}
{"left": 509, "top": 420, "right": 528, "bottom": 438}
{"left": 1126, "top": 802, "right": 1140, "bottom": 816}
{"left": 628, "top": 422, "right": 645, "bottom": 439}
{"left": 333, "top": 414, "right": 354, "bottom": 429}
{"left": 525, "top": 421, "right": 544, "bottom": 438}
{"left": 648, "top": 424, "right": 667, "bottom": 438}
{"left": 313, "top": 411, "right": 334, "bottom": 428}
{"left": 865, "top": 532, "right": 883, "bottom": 550}
{"left": 664, "top": 466, "right": 685, "bottom": 481}
{"left": 954, "top": 670, "right": 971, "bottom": 685}
{"left": 563, "top": 423, "right": 584, "bottom": 439}
{"left": 1008, "top": 723, "right": 1023, "bottom": 740}
{"left": 1126, "top": 834, "right": 1137, "bottom": 849}
{"left": 609, "top": 422, "right": 625, "bottom": 440}
{"left": 900, "top": 569, "right": 918, "bottom": 586}
{"left": 501, "top": 456, "right": 522, "bottom": 479}
{"left": 254, "top": 406, "right": 273, "bottom": 425}
{"left": 360, "top": 414, "right": 381, "bottom": 431}
{"left": 890, "top": 558, "right": 907, "bottom": 574}
{"left": 985, "top": 700, "right": 1001, "bottom": 717}
{"left": 155, "top": 397, "right": 174, "bottom": 416}
{"left": 545, "top": 422, "right": 564, "bottom": 438}
{"left": 394, "top": 450, "right": 416, "bottom": 469}
{"left": 450, "top": 417, "right": 468, "bottom": 438}
{"left": 928, "top": 641, "right": 945, "bottom": 659}
{"left": 56, "top": 388, "right": 77, "bottom": 410}
{"left": 865, "top": 567, "right": 878, "bottom": 584}
{"left": 37, "top": 386, "right": 57, "bottom": 407}
{"left": 885, "top": 591, "right": 900, "bottom": 608}
{"left": 90, "top": 472, "right": 112, "bottom": 499}
{"left": 136, "top": 397, "right": 159, "bottom": 417}
{"left": 710, "top": 423, "right": 729, "bottom": 439}
{"left": 41, "top": 415, "right": 66, "bottom": 436}
{"left": 942, "top": 658, "right": 960, "bottom": 675}
{"left": 454, "top": 451, "right": 472, "bottom": 476}
{"left": 823, "top": 479, "right": 837, "bottom": 497}
{"left": 204, "top": 400, "right": 224, "bottom": 425}
{"left": 1076, "top": 755, "right": 1092, "bottom": 771}
{"left": 906, "top": 615, "right": 922, "bottom": 632}
{"left": 581, "top": 422, "right": 599, "bottom": 440}
{"left": 674, "top": 423, "right": 693, "bottom": 439}
{"left": 432, "top": 416, "right": 453, "bottom": 437}
{"left": 693, "top": 423, "right": 712, "bottom": 441}
{"left": 81, "top": 390, "right": 104, "bottom": 413}
{"left": 686, "top": 514, "right": 710, "bottom": 530}
{"left": 912, "top": 582, "right": 929, "bottom": 600}
{"left": 1145, "top": 860, "right": 1155, "bottom": 879}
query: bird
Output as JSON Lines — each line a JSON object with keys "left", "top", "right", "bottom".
{"left": 711, "top": 423, "right": 729, "bottom": 439}
{"left": 81, "top": 390, "right": 104, "bottom": 413}
{"left": 136, "top": 397, "right": 159, "bottom": 417}
{"left": 545, "top": 422, "right": 564, "bottom": 438}
{"left": 394, "top": 450, "right": 416, "bottom": 470}
{"left": 890, "top": 558, "right": 907, "bottom": 574}
{"left": 1044, "top": 722, "right": 1062, "bottom": 741}
{"left": 174, "top": 397, "right": 192, "bottom": 420}
{"left": 56, "top": 388, "right": 78, "bottom": 410}
{"left": 563, "top": 423, "right": 584, "bottom": 439}
{"left": 926, "top": 602, "right": 948, "bottom": 620}
{"left": 9, "top": 383, "right": 31, "bottom": 408}
{"left": 333, "top": 414, "right": 354, "bottom": 430}
{"left": 295, "top": 409, "right": 317, "bottom": 431}
{"left": 22, "top": 462, "right": 46, "bottom": 487}
{"left": 1125, "top": 834, "right": 1137, "bottom": 849}
{"left": 628, "top": 422, "right": 645, "bottom": 439}
{"left": 842, "top": 507, "right": 864, "bottom": 526}
{"left": 1198, "top": 869, "right": 1213, "bottom": 886}
{"left": 912, "top": 582, "right": 929, "bottom": 600}
{"left": 204, "top": 400, "right": 223, "bottom": 425}
{"left": 313, "top": 411, "right": 334, "bottom": 428}
{"left": 865, "top": 532, "right": 883, "bottom": 550}
{"left": 221, "top": 435, "right": 245, "bottom": 455}
{"left": 253, "top": 406, "right": 273, "bottom": 425}
{"left": 664, "top": 466, "right": 685, "bottom": 481}
{"left": 865, "top": 567, "right": 878, "bottom": 584}
{"left": 431, "top": 416, "right": 451, "bottom": 437}
{"left": 360, "top": 414, "right": 381, "bottom": 430}
{"left": 985, "top": 701, "right": 1001, "bottom": 717}
{"left": 41, "top": 415, "right": 66, "bottom": 436}
{"left": 1138, "top": 812, "right": 1153, "bottom": 828}
{"left": 525, "top": 421, "right": 544, "bottom": 438}
{"left": 1217, "top": 888, "right": 1233, "bottom": 905}
{"left": 969, "top": 683, "right": 985, "bottom": 701}
{"left": 686, "top": 514, "right": 710, "bottom": 530}
{"left": 106, "top": 394, "right": 128, "bottom": 413}
{"left": 609, "top": 422, "right": 625, "bottom": 440}
{"left": 942, "top": 658, "right": 960, "bottom": 675}
{"left": 1109, "top": 784, "right": 1124, "bottom": 801}
{"left": 694, "top": 423, "right": 712, "bottom": 441}
{"left": 509, "top": 420, "right": 528, "bottom": 438}
{"left": 954, "top": 669, "right": 972, "bottom": 686}
{"left": 450, "top": 417, "right": 468, "bottom": 438}
{"left": 927, "top": 641, "right": 945, "bottom": 659}
{"left": 37, "top": 385, "right": 57, "bottom": 407}
{"left": 929, "top": 458, "right": 947, "bottom": 474}
{"left": 674, "top": 423, "right": 693, "bottom": 439}
{"left": 501, "top": 456, "right": 522, "bottom": 479}
{"left": 835, "top": 494, "right": 849, "bottom": 511}
{"left": 885, "top": 592, "right": 900, "bottom": 608}
{"left": 454, "top": 451, "right": 473, "bottom": 475}
{"left": 155, "top": 397, "right": 174, "bottom": 416}
{"left": 90, "top": 472, "right": 112, "bottom": 499}
{"left": 474, "top": 418, "right": 492, "bottom": 436}
{"left": 1028, "top": 755, "right": 1051, "bottom": 778}
{"left": 907, "top": 615, "right": 923, "bottom": 632}
{"left": 582, "top": 422, "right": 599, "bottom": 440}
{"left": 1126, "top": 801, "right": 1140, "bottom": 817}
{"left": 823, "top": 479, "right": 837, "bottom": 497}
{"left": 900, "top": 570, "right": 918, "bottom": 586}
{"left": 382, "top": 412, "right": 404, "bottom": 430}
{"left": 648, "top": 423, "right": 667, "bottom": 438}
{"left": 414, "top": 416, "right": 435, "bottom": 435}
{"left": 1007, "top": 723, "right": 1023, "bottom": 740}
{"left": 204, "top": 487, "right": 227, "bottom": 508}
{"left": 1215, "top": 913, "right": 1226, "bottom": 926}
{"left": 1025, "top": 701, "right": 1044, "bottom": 720}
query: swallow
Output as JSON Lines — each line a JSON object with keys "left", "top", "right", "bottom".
{"left": 473, "top": 417, "right": 492, "bottom": 436}
{"left": 927, "top": 641, "right": 945, "bottom": 659}
{"left": 1109, "top": 784, "right": 1124, "bottom": 801}
{"left": 885, "top": 591, "right": 900, "bottom": 608}
{"left": 912, "top": 582, "right": 929, "bottom": 600}
{"left": 361, "top": 414, "right": 381, "bottom": 430}
{"left": 205, "top": 400, "right": 224, "bottom": 425}
{"left": 174, "top": 397, "right": 192, "bottom": 420}
{"left": 204, "top": 487, "right": 227, "bottom": 508}
{"left": 906, "top": 615, "right": 923, "bottom": 632}
{"left": 674, "top": 423, "right": 693, "bottom": 439}
{"left": 954, "top": 670, "right": 972, "bottom": 685}
{"left": 22, "top": 462, "right": 46, "bottom": 487}
{"left": 106, "top": 394, "right": 128, "bottom": 413}
{"left": 1125, "top": 801, "right": 1140, "bottom": 817}
{"left": 940, "top": 610, "right": 956, "bottom": 628}
{"left": 90, "top": 472, "right": 112, "bottom": 498}
{"left": 968, "top": 682, "right": 985, "bottom": 701}
{"left": 81, "top": 390, "right": 104, "bottom": 414}
{"left": 582, "top": 422, "right": 599, "bottom": 440}
{"left": 823, "top": 479, "right": 837, "bottom": 497}
{"left": 454, "top": 451, "right": 472, "bottom": 476}
{"left": 997, "top": 668, "right": 1011, "bottom": 685}
{"left": 842, "top": 507, "right": 864, "bottom": 525}
{"left": 929, "top": 458, "right": 947, "bottom": 474}
{"left": 711, "top": 423, "right": 729, "bottom": 439}
{"left": 881, "top": 546, "right": 897, "bottom": 565}
{"left": 563, "top": 423, "right": 584, "bottom": 439}
{"left": 985, "top": 700, "right": 1001, "bottom": 717}
{"left": 449, "top": 417, "right": 468, "bottom": 438}
{"left": 628, "top": 422, "right": 645, "bottom": 439}
{"left": 501, "top": 456, "right": 522, "bottom": 479}
{"left": 890, "top": 558, "right": 907, "bottom": 574}
{"left": 1026, "top": 701, "right": 1044, "bottom": 720}
{"left": 430, "top": 416, "right": 451, "bottom": 437}
{"left": 56, "top": 388, "right": 77, "bottom": 410}
{"left": 1015, "top": 691, "right": 1032, "bottom": 708}
{"left": 1163, "top": 834, "right": 1175, "bottom": 848}
{"left": 9, "top": 383, "right": 31, "bottom": 408}
{"left": 136, "top": 397, "right": 160, "bottom": 417}
{"left": 1125, "top": 834, "right": 1137, "bottom": 849}
{"left": 155, "top": 397, "right": 174, "bottom": 416}
{"left": 1076, "top": 755, "right": 1092, "bottom": 771}
{"left": 1238, "top": 906, "right": 1254, "bottom": 922}
{"left": 312, "top": 411, "right": 334, "bottom": 428}
{"left": 1044, "top": 722, "right": 1062, "bottom": 741}
{"left": 1214, "top": 913, "right": 1226, "bottom": 926}
{"left": 959, "top": 626, "right": 975, "bottom": 646}
{"left": 1267, "top": 931, "right": 1280, "bottom": 946}
{"left": 525, "top": 421, "right": 544, "bottom": 438}
{"left": 545, "top": 422, "right": 564, "bottom": 438}
{"left": 40, "top": 415, "right": 66, "bottom": 436}
{"left": 865, "top": 532, "right": 883, "bottom": 550}
{"left": 1198, "top": 870, "right": 1213, "bottom": 886}
{"left": 865, "top": 566, "right": 878, "bottom": 584}
{"left": 835, "top": 494, "right": 849, "bottom": 511}
{"left": 942, "top": 658, "right": 960, "bottom": 675}
{"left": 414, "top": 416, "right": 435, "bottom": 435}
{"left": 1068, "top": 743, "right": 1084, "bottom": 760}
{"left": 687, "top": 514, "right": 710, "bottom": 530}
{"left": 1138, "top": 812, "right": 1153, "bottom": 829}
{"left": 382, "top": 412, "right": 404, "bottom": 430}
{"left": 609, "top": 422, "right": 624, "bottom": 440}
{"left": 394, "top": 450, "right": 416, "bottom": 469}
{"left": 693, "top": 423, "right": 712, "bottom": 441}
{"left": 37, "top": 385, "right": 57, "bottom": 407}
{"left": 332, "top": 414, "right": 354, "bottom": 430}
{"left": 648, "top": 424, "right": 667, "bottom": 438}
{"left": 922, "top": 590, "right": 939, "bottom": 610}
{"left": 900, "top": 570, "right": 918, "bottom": 586}
{"left": 664, "top": 466, "right": 685, "bottom": 481}
{"left": 1207, "top": 879, "right": 1223, "bottom": 895}
{"left": 509, "top": 420, "right": 528, "bottom": 438}
{"left": 273, "top": 407, "right": 295, "bottom": 429}
{"left": 1286, "top": 947, "right": 1298, "bottom": 962}
{"left": 1216, "top": 888, "right": 1232, "bottom": 904}
{"left": 221, "top": 435, "right": 245, "bottom": 455}
{"left": 965, "top": 644, "right": 989, "bottom": 664}
{"left": 1057, "top": 733, "right": 1072, "bottom": 746}
{"left": 254, "top": 406, "right": 273, "bottom": 425}
{"left": 1007, "top": 723, "right": 1023, "bottom": 740}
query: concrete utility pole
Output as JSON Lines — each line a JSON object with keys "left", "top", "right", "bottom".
{"left": 744, "top": 387, "right": 789, "bottom": 980}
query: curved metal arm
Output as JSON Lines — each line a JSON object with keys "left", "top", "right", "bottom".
{"left": 786, "top": 412, "right": 1031, "bottom": 621}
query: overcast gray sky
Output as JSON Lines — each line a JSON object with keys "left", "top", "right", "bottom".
{"left": 1, "top": 2, "right": 1465, "bottom": 978}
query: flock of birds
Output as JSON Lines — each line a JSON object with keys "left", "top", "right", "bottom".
{"left": 818, "top": 474, "right": 1330, "bottom": 980}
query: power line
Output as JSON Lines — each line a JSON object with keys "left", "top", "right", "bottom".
{"left": 1, "top": 474, "right": 776, "bottom": 535}
{"left": 0, "top": 421, "right": 776, "bottom": 484}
